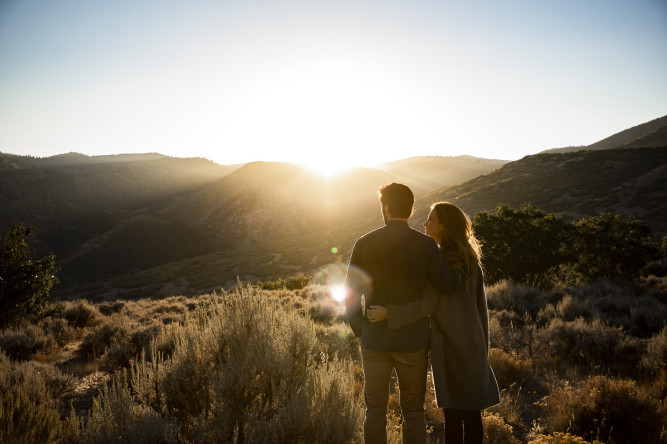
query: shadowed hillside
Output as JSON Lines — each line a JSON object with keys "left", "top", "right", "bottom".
{"left": 374, "top": 155, "right": 507, "bottom": 194}
{"left": 74, "top": 147, "right": 667, "bottom": 300}
{"left": 413, "top": 147, "right": 667, "bottom": 236}
{"left": 161, "top": 162, "right": 397, "bottom": 249}
{"left": 2, "top": 153, "right": 504, "bottom": 295}
{"left": 162, "top": 156, "right": 508, "bottom": 250}
{"left": 3, "top": 122, "right": 665, "bottom": 299}
{"left": 0, "top": 153, "right": 240, "bottom": 282}
{"left": 542, "top": 114, "right": 667, "bottom": 153}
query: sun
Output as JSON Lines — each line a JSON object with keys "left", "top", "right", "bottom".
{"left": 298, "top": 157, "right": 357, "bottom": 178}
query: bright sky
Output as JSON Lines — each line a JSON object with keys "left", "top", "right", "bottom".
{"left": 1, "top": 0, "right": 665, "bottom": 172}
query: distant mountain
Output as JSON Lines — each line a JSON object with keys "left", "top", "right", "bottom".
{"left": 1, "top": 151, "right": 504, "bottom": 294}
{"left": 373, "top": 155, "right": 507, "bottom": 194}
{"left": 0, "top": 152, "right": 170, "bottom": 168}
{"left": 77, "top": 146, "right": 667, "bottom": 301}
{"left": 541, "top": 114, "right": 667, "bottom": 154}
{"left": 5, "top": 127, "right": 665, "bottom": 300}
{"left": 414, "top": 147, "right": 667, "bottom": 237}
{"left": 161, "top": 161, "right": 396, "bottom": 249}
{"left": 0, "top": 152, "right": 240, "bottom": 282}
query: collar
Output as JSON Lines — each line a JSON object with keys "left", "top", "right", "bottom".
{"left": 385, "top": 219, "right": 410, "bottom": 228}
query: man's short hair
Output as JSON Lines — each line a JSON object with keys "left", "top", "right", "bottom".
{"left": 378, "top": 183, "right": 414, "bottom": 218}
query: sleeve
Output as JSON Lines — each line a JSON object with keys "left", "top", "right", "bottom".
{"left": 344, "top": 239, "right": 367, "bottom": 337}
{"left": 475, "top": 266, "right": 491, "bottom": 353}
{"left": 425, "top": 239, "right": 464, "bottom": 294}
{"left": 386, "top": 281, "right": 440, "bottom": 330}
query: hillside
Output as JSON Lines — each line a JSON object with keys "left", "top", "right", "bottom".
{"left": 2, "top": 152, "right": 504, "bottom": 294}
{"left": 542, "top": 114, "right": 667, "bottom": 154}
{"left": 0, "top": 152, "right": 240, "bottom": 281}
{"left": 73, "top": 146, "right": 666, "bottom": 300}
{"left": 161, "top": 162, "right": 397, "bottom": 249}
{"left": 413, "top": 147, "right": 667, "bottom": 236}
{"left": 374, "top": 155, "right": 507, "bottom": 194}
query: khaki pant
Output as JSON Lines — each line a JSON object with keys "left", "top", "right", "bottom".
{"left": 361, "top": 347, "right": 428, "bottom": 444}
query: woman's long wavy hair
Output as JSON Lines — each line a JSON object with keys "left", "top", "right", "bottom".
{"left": 431, "top": 202, "right": 482, "bottom": 282}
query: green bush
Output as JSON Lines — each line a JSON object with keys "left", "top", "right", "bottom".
{"left": 0, "top": 224, "right": 59, "bottom": 328}
{"left": 568, "top": 213, "right": 659, "bottom": 284}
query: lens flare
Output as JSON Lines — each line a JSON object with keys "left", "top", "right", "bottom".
{"left": 329, "top": 284, "right": 347, "bottom": 303}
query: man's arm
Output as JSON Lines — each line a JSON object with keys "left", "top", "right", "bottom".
{"left": 384, "top": 281, "right": 440, "bottom": 330}
{"left": 344, "top": 239, "right": 368, "bottom": 337}
{"left": 425, "top": 240, "right": 463, "bottom": 294}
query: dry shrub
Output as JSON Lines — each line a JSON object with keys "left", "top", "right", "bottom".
{"left": 538, "top": 375, "right": 663, "bottom": 444}
{"left": 98, "top": 321, "right": 163, "bottom": 372}
{"left": 67, "top": 370, "right": 178, "bottom": 444}
{"left": 309, "top": 298, "right": 341, "bottom": 324}
{"left": 533, "top": 318, "right": 629, "bottom": 372}
{"left": 629, "top": 295, "right": 667, "bottom": 338}
{"left": 641, "top": 326, "right": 667, "bottom": 376}
{"left": 486, "top": 280, "right": 561, "bottom": 317}
{"left": 489, "top": 348, "right": 537, "bottom": 390}
{"left": 489, "top": 310, "right": 525, "bottom": 352}
{"left": 96, "top": 300, "right": 126, "bottom": 316}
{"left": 75, "top": 284, "right": 364, "bottom": 443}
{"left": 1, "top": 386, "right": 61, "bottom": 443}
{"left": 482, "top": 412, "right": 520, "bottom": 444}
{"left": 0, "top": 351, "right": 72, "bottom": 442}
{"left": 556, "top": 295, "right": 596, "bottom": 321}
{"left": 536, "top": 303, "right": 558, "bottom": 326}
{"left": 79, "top": 318, "right": 129, "bottom": 360}
{"left": 424, "top": 371, "right": 444, "bottom": 423}
{"left": 528, "top": 432, "right": 594, "bottom": 443}
{"left": 314, "top": 322, "right": 358, "bottom": 361}
{"left": 40, "top": 316, "right": 77, "bottom": 346}
{"left": 0, "top": 322, "right": 55, "bottom": 361}
{"left": 62, "top": 299, "right": 100, "bottom": 328}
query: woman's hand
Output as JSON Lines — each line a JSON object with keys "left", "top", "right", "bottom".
{"left": 366, "top": 305, "right": 388, "bottom": 323}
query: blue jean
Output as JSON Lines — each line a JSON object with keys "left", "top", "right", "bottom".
{"left": 360, "top": 347, "right": 428, "bottom": 444}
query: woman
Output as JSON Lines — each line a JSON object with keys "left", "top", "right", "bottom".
{"left": 367, "top": 202, "right": 499, "bottom": 444}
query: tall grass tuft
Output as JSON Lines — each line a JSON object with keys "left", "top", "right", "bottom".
{"left": 73, "top": 282, "right": 364, "bottom": 443}
{"left": 0, "top": 350, "right": 70, "bottom": 442}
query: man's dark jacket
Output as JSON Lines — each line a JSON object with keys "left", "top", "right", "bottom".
{"left": 345, "top": 220, "right": 462, "bottom": 353}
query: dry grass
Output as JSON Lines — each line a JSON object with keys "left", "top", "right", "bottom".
{"left": 0, "top": 277, "right": 664, "bottom": 443}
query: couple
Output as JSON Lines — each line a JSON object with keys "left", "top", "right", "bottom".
{"left": 345, "top": 183, "right": 499, "bottom": 444}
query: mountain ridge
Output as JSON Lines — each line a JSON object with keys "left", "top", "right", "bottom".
{"left": 541, "top": 114, "right": 667, "bottom": 154}
{"left": 69, "top": 146, "right": 667, "bottom": 300}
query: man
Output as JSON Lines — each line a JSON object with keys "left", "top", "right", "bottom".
{"left": 345, "top": 182, "right": 462, "bottom": 444}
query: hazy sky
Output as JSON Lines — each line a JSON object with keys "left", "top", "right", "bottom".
{"left": 1, "top": 0, "right": 665, "bottom": 171}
